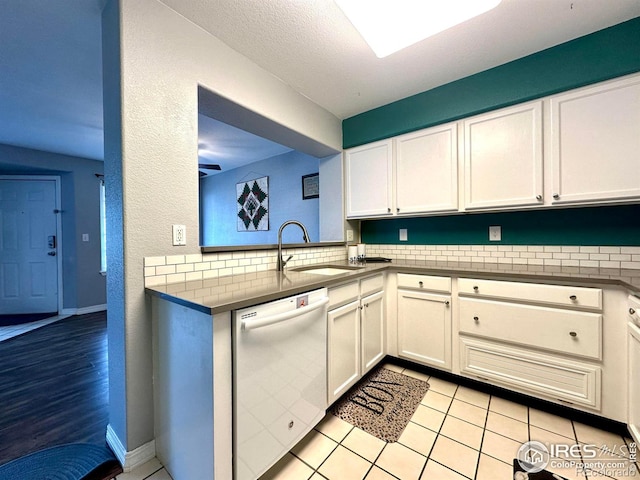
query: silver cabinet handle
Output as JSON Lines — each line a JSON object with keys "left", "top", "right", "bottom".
{"left": 387, "top": 207, "right": 391, "bottom": 213}
{"left": 536, "top": 195, "right": 542, "bottom": 201}
{"left": 569, "top": 295, "right": 577, "bottom": 301}
{"left": 553, "top": 194, "right": 560, "bottom": 199}
{"left": 473, "top": 286, "right": 479, "bottom": 292}
{"left": 445, "top": 301, "right": 450, "bottom": 306}
{"left": 418, "top": 281, "right": 423, "bottom": 288}
{"left": 473, "top": 316, "right": 479, "bottom": 323}
{"left": 397, "top": 208, "right": 400, "bottom": 213}
{"left": 364, "top": 303, "right": 369, "bottom": 308}
{"left": 630, "top": 308, "right": 637, "bottom": 315}
{"left": 569, "top": 331, "right": 577, "bottom": 337}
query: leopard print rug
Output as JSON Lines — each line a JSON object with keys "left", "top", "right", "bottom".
{"left": 330, "top": 366, "right": 429, "bottom": 442}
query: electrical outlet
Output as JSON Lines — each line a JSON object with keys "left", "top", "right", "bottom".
{"left": 82, "top": 233, "right": 89, "bottom": 242}
{"left": 346, "top": 229, "right": 354, "bottom": 242}
{"left": 172, "top": 225, "right": 186, "bottom": 246}
{"left": 399, "top": 228, "right": 408, "bottom": 241}
{"left": 489, "top": 225, "right": 501, "bottom": 242}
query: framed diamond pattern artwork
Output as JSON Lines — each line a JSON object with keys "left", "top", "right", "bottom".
{"left": 237, "top": 176, "right": 269, "bottom": 231}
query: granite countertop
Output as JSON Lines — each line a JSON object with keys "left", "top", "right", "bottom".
{"left": 145, "top": 260, "right": 640, "bottom": 315}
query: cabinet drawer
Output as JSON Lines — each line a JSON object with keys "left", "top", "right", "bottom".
{"left": 397, "top": 273, "right": 451, "bottom": 293}
{"left": 460, "top": 337, "right": 601, "bottom": 409}
{"left": 459, "top": 298, "right": 602, "bottom": 360}
{"left": 328, "top": 281, "right": 359, "bottom": 309}
{"left": 360, "top": 273, "right": 384, "bottom": 297}
{"left": 458, "top": 278, "right": 602, "bottom": 310}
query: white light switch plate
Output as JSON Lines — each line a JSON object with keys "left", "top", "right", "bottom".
{"left": 346, "top": 229, "right": 354, "bottom": 242}
{"left": 489, "top": 225, "right": 501, "bottom": 242}
{"left": 399, "top": 229, "right": 408, "bottom": 241}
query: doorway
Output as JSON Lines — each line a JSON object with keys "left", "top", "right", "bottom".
{"left": 0, "top": 176, "right": 62, "bottom": 315}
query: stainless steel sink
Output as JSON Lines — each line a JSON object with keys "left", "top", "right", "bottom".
{"left": 291, "top": 264, "right": 363, "bottom": 275}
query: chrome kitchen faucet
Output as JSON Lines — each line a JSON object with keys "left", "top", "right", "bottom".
{"left": 277, "top": 220, "right": 310, "bottom": 270}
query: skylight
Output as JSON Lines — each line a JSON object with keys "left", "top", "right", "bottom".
{"left": 335, "top": 0, "right": 502, "bottom": 58}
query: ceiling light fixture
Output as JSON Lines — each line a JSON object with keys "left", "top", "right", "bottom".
{"left": 335, "top": 0, "right": 502, "bottom": 58}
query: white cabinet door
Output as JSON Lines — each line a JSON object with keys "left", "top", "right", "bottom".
{"left": 550, "top": 75, "right": 640, "bottom": 204}
{"left": 345, "top": 140, "right": 393, "bottom": 218}
{"left": 361, "top": 290, "right": 385, "bottom": 374}
{"left": 464, "top": 101, "right": 543, "bottom": 210}
{"left": 629, "top": 322, "right": 640, "bottom": 444}
{"left": 327, "top": 300, "right": 361, "bottom": 404}
{"left": 395, "top": 123, "right": 458, "bottom": 214}
{"left": 397, "top": 289, "right": 452, "bottom": 370}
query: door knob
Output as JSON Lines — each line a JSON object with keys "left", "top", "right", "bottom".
{"left": 47, "top": 251, "right": 56, "bottom": 256}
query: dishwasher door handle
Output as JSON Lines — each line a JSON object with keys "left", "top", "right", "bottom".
{"left": 241, "top": 296, "right": 330, "bottom": 331}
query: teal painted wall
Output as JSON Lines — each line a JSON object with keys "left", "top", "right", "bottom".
{"left": 361, "top": 205, "right": 640, "bottom": 246}
{"left": 343, "top": 17, "right": 640, "bottom": 148}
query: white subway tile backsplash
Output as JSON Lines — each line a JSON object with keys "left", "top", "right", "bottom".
{"left": 165, "top": 255, "right": 185, "bottom": 265}
{"left": 144, "top": 256, "right": 166, "bottom": 267}
{"left": 155, "top": 265, "right": 176, "bottom": 275}
{"left": 176, "top": 263, "right": 194, "bottom": 273}
{"left": 166, "top": 273, "right": 185, "bottom": 283}
{"left": 600, "top": 261, "right": 621, "bottom": 268}
{"left": 611, "top": 254, "right": 631, "bottom": 261}
{"left": 144, "top": 243, "right": 640, "bottom": 287}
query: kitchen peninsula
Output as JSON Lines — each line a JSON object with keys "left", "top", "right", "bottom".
{"left": 146, "top": 254, "right": 640, "bottom": 479}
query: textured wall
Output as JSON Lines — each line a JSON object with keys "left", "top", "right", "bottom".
{"left": 102, "top": 0, "right": 342, "bottom": 454}
{"left": 200, "top": 150, "right": 320, "bottom": 246}
{"left": 343, "top": 17, "right": 640, "bottom": 148}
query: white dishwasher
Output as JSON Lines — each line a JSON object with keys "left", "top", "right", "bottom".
{"left": 233, "top": 288, "right": 329, "bottom": 480}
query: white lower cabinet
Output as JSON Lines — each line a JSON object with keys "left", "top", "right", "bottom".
{"left": 396, "top": 273, "right": 452, "bottom": 370}
{"left": 457, "top": 277, "right": 604, "bottom": 412}
{"left": 327, "top": 300, "right": 360, "bottom": 403}
{"left": 459, "top": 336, "right": 601, "bottom": 409}
{"left": 361, "top": 290, "right": 385, "bottom": 373}
{"left": 398, "top": 290, "right": 452, "bottom": 370}
{"left": 328, "top": 274, "right": 385, "bottom": 404}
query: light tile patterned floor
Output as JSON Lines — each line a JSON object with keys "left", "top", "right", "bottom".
{"left": 123, "top": 364, "right": 640, "bottom": 480}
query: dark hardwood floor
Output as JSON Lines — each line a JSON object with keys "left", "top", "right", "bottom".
{"left": 0, "top": 312, "right": 109, "bottom": 466}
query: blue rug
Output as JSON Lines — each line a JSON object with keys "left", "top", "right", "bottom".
{"left": 0, "top": 443, "right": 121, "bottom": 480}
{"left": 0, "top": 312, "right": 56, "bottom": 327}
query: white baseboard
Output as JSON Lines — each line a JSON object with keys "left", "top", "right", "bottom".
{"left": 106, "top": 424, "right": 157, "bottom": 472}
{"left": 61, "top": 303, "right": 107, "bottom": 316}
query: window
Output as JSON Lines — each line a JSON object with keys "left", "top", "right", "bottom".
{"left": 99, "top": 177, "right": 107, "bottom": 274}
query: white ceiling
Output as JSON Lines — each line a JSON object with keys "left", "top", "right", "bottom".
{"left": 1, "top": 0, "right": 639, "bottom": 168}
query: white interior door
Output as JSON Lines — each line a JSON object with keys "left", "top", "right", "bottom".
{"left": 0, "top": 179, "right": 59, "bottom": 314}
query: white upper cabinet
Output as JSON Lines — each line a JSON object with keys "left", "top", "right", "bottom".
{"left": 395, "top": 123, "right": 458, "bottom": 214}
{"left": 342, "top": 74, "right": 640, "bottom": 219}
{"left": 463, "top": 101, "right": 543, "bottom": 210}
{"left": 345, "top": 139, "right": 393, "bottom": 218}
{"left": 549, "top": 74, "right": 640, "bottom": 205}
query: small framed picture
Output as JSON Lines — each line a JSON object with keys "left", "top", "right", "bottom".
{"left": 302, "top": 173, "right": 319, "bottom": 200}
